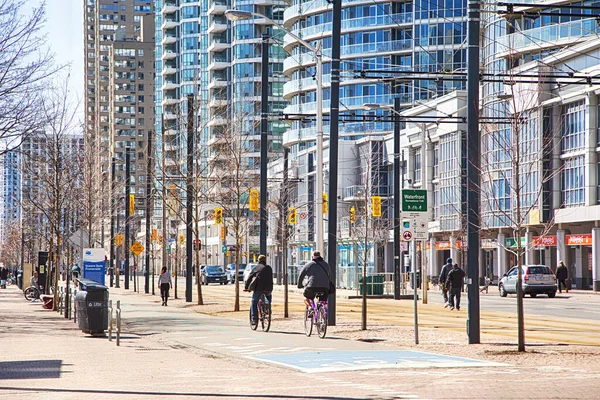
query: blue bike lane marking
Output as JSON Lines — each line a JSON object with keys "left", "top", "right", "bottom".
{"left": 249, "top": 350, "right": 508, "bottom": 373}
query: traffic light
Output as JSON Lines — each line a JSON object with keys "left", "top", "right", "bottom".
{"left": 116, "top": 234, "right": 124, "bottom": 246}
{"left": 129, "top": 194, "right": 135, "bottom": 215}
{"left": 151, "top": 229, "right": 157, "bottom": 242}
{"left": 249, "top": 189, "right": 259, "bottom": 211}
{"left": 179, "top": 234, "right": 185, "bottom": 245}
{"left": 220, "top": 226, "right": 227, "bottom": 241}
{"left": 193, "top": 239, "right": 201, "bottom": 251}
{"left": 372, "top": 196, "right": 381, "bottom": 217}
{"left": 214, "top": 208, "right": 223, "bottom": 224}
{"left": 350, "top": 207, "right": 356, "bottom": 223}
{"left": 323, "top": 193, "right": 328, "bottom": 214}
{"left": 288, "top": 207, "right": 297, "bottom": 225}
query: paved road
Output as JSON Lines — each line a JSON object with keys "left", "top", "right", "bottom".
{"left": 2, "top": 284, "right": 600, "bottom": 399}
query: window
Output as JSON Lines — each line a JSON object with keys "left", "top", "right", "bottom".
{"left": 562, "top": 155, "right": 585, "bottom": 207}
{"left": 561, "top": 100, "right": 585, "bottom": 152}
{"left": 138, "top": 84, "right": 144, "bottom": 91}
{"left": 414, "top": 149, "right": 422, "bottom": 183}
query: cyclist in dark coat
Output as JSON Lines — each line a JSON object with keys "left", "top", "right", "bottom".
{"left": 445, "top": 263, "right": 466, "bottom": 311}
{"left": 298, "top": 251, "right": 330, "bottom": 311}
{"left": 245, "top": 255, "right": 273, "bottom": 324}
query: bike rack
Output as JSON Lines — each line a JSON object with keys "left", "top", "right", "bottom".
{"left": 115, "top": 300, "right": 122, "bottom": 346}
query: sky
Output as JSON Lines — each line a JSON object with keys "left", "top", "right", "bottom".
{"left": 31, "top": 0, "right": 84, "bottom": 101}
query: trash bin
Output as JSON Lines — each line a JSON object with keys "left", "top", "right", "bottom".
{"left": 75, "top": 278, "right": 109, "bottom": 334}
{"left": 359, "top": 274, "right": 384, "bottom": 295}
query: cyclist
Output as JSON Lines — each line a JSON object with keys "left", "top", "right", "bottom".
{"left": 297, "top": 251, "right": 330, "bottom": 315}
{"left": 244, "top": 255, "right": 273, "bottom": 324}
{"left": 30, "top": 271, "right": 39, "bottom": 290}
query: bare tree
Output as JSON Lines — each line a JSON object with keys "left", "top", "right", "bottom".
{"left": 20, "top": 74, "right": 81, "bottom": 309}
{"left": 481, "top": 65, "right": 563, "bottom": 352}
{"left": 0, "top": 221, "right": 21, "bottom": 268}
{"left": 0, "top": 0, "right": 58, "bottom": 153}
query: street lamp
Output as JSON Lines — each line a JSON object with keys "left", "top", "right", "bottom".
{"left": 225, "top": 10, "right": 325, "bottom": 255}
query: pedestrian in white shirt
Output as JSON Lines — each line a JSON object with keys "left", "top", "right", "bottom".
{"left": 158, "top": 267, "right": 172, "bottom": 306}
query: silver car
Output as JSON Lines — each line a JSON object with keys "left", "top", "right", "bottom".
{"left": 499, "top": 265, "right": 557, "bottom": 298}
{"left": 243, "top": 263, "right": 258, "bottom": 285}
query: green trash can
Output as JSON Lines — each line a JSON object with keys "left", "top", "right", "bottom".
{"left": 359, "top": 275, "right": 384, "bottom": 295}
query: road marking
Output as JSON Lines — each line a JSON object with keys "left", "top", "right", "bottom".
{"left": 249, "top": 350, "right": 507, "bottom": 373}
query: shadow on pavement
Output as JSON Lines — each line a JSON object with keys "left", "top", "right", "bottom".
{"left": 0, "top": 360, "right": 62, "bottom": 379}
{"left": 0, "top": 386, "right": 368, "bottom": 399}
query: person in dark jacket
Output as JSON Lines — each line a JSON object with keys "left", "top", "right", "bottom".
{"left": 446, "top": 263, "right": 466, "bottom": 310}
{"left": 298, "top": 251, "right": 330, "bottom": 311}
{"left": 439, "top": 258, "right": 453, "bottom": 307}
{"left": 245, "top": 255, "right": 273, "bottom": 323}
{"left": 556, "top": 261, "right": 569, "bottom": 293}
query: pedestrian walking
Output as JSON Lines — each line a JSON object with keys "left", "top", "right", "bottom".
{"left": 158, "top": 267, "right": 173, "bottom": 306}
{"left": 446, "top": 263, "right": 466, "bottom": 311}
{"left": 439, "top": 258, "right": 453, "bottom": 308}
{"left": 556, "top": 261, "right": 569, "bottom": 293}
{"left": 0, "top": 267, "right": 8, "bottom": 288}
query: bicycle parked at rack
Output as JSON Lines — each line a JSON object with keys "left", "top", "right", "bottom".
{"left": 250, "top": 291, "right": 271, "bottom": 332}
{"left": 304, "top": 293, "right": 327, "bottom": 338}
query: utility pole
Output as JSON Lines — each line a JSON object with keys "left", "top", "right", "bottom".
{"left": 327, "top": 0, "right": 342, "bottom": 327}
{"left": 161, "top": 116, "right": 168, "bottom": 280}
{"left": 144, "top": 122, "right": 153, "bottom": 294}
{"left": 283, "top": 147, "right": 289, "bottom": 318}
{"left": 124, "top": 148, "right": 131, "bottom": 290}
{"left": 259, "top": 33, "right": 269, "bottom": 256}
{"left": 393, "top": 97, "right": 402, "bottom": 300}
{"left": 185, "top": 94, "right": 194, "bottom": 302}
{"left": 466, "top": 0, "right": 481, "bottom": 344}
{"left": 110, "top": 157, "right": 115, "bottom": 287}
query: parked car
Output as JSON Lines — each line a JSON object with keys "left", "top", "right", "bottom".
{"left": 243, "top": 263, "right": 258, "bottom": 284}
{"left": 226, "top": 263, "right": 246, "bottom": 284}
{"left": 200, "top": 265, "right": 228, "bottom": 285}
{"left": 499, "top": 265, "right": 557, "bottom": 298}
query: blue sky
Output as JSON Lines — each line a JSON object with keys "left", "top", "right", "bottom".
{"left": 33, "top": 0, "right": 84, "bottom": 100}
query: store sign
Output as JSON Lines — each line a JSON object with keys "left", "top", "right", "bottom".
{"left": 504, "top": 237, "right": 526, "bottom": 247}
{"left": 566, "top": 234, "right": 592, "bottom": 246}
{"left": 435, "top": 240, "right": 464, "bottom": 250}
{"left": 532, "top": 236, "right": 557, "bottom": 247}
{"left": 481, "top": 239, "right": 497, "bottom": 249}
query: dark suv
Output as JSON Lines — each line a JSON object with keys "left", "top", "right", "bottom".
{"left": 226, "top": 263, "right": 246, "bottom": 284}
{"left": 200, "top": 265, "right": 228, "bottom": 285}
{"left": 499, "top": 265, "right": 557, "bottom": 298}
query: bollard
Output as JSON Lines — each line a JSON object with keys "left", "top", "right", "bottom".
{"left": 68, "top": 288, "right": 72, "bottom": 320}
{"left": 108, "top": 300, "right": 113, "bottom": 342}
{"left": 116, "top": 300, "right": 121, "bottom": 346}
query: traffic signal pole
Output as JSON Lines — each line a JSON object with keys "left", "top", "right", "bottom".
{"left": 185, "top": 94, "right": 194, "bottom": 302}
{"left": 124, "top": 148, "right": 130, "bottom": 290}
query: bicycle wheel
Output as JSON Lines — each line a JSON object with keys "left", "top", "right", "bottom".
{"left": 304, "top": 307, "right": 313, "bottom": 337}
{"left": 249, "top": 308, "right": 258, "bottom": 331}
{"left": 261, "top": 299, "right": 271, "bottom": 332}
{"left": 24, "top": 287, "right": 38, "bottom": 301}
{"left": 316, "top": 305, "right": 327, "bottom": 339}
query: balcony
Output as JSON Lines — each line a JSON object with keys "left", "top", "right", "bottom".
{"left": 208, "top": 57, "right": 229, "bottom": 71}
{"left": 162, "top": 66, "right": 177, "bottom": 76}
{"left": 161, "top": 34, "right": 177, "bottom": 46}
{"left": 161, "top": 96, "right": 179, "bottom": 106}
{"left": 163, "top": 112, "right": 178, "bottom": 120}
{"left": 343, "top": 185, "right": 390, "bottom": 201}
{"left": 162, "top": 2, "right": 179, "bottom": 15}
{"left": 207, "top": 78, "right": 228, "bottom": 90}
{"left": 497, "top": 18, "right": 600, "bottom": 55}
{"left": 207, "top": 117, "right": 228, "bottom": 127}
{"left": 209, "top": 97, "right": 228, "bottom": 107}
{"left": 207, "top": 0, "right": 227, "bottom": 15}
{"left": 161, "top": 18, "right": 179, "bottom": 30}
{"left": 208, "top": 39, "right": 230, "bottom": 53}
{"left": 162, "top": 80, "right": 179, "bottom": 91}
{"left": 162, "top": 50, "right": 178, "bottom": 60}
{"left": 208, "top": 18, "right": 227, "bottom": 34}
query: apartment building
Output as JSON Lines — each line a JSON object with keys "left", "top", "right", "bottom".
{"left": 0, "top": 150, "right": 20, "bottom": 244}
{"left": 84, "top": 0, "right": 155, "bottom": 248}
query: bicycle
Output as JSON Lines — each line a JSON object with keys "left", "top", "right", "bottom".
{"left": 24, "top": 286, "right": 41, "bottom": 301}
{"left": 304, "top": 293, "right": 327, "bottom": 339}
{"left": 249, "top": 291, "right": 271, "bottom": 332}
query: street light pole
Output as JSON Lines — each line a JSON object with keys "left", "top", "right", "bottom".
{"left": 124, "top": 148, "right": 130, "bottom": 290}
{"left": 393, "top": 97, "right": 402, "bottom": 300}
{"left": 259, "top": 33, "right": 269, "bottom": 256}
{"left": 315, "top": 48, "right": 324, "bottom": 254}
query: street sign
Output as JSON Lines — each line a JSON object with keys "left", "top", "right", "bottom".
{"left": 401, "top": 220, "right": 413, "bottom": 241}
{"left": 401, "top": 189, "right": 427, "bottom": 214}
{"left": 130, "top": 241, "right": 144, "bottom": 256}
{"left": 402, "top": 231, "right": 413, "bottom": 241}
{"left": 222, "top": 245, "right": 227, "bottom": 253}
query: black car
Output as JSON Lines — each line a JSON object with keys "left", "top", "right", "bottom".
{"left": 226, "top": 263, "right": 246, "bottom": 283}
{"left": 201, "top": 265, "right": 228, "bottom": 285}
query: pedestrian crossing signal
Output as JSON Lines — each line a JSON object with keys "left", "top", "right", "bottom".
{"left": 288, "top": 207, "right": 297, "bottom": 225}
{"left": 350, "top": 207, "right": 356, "bottom": 223}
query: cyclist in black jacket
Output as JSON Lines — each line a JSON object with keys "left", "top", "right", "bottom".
{"left": 244, "top": 255, "right": 273, "bottom": 324}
